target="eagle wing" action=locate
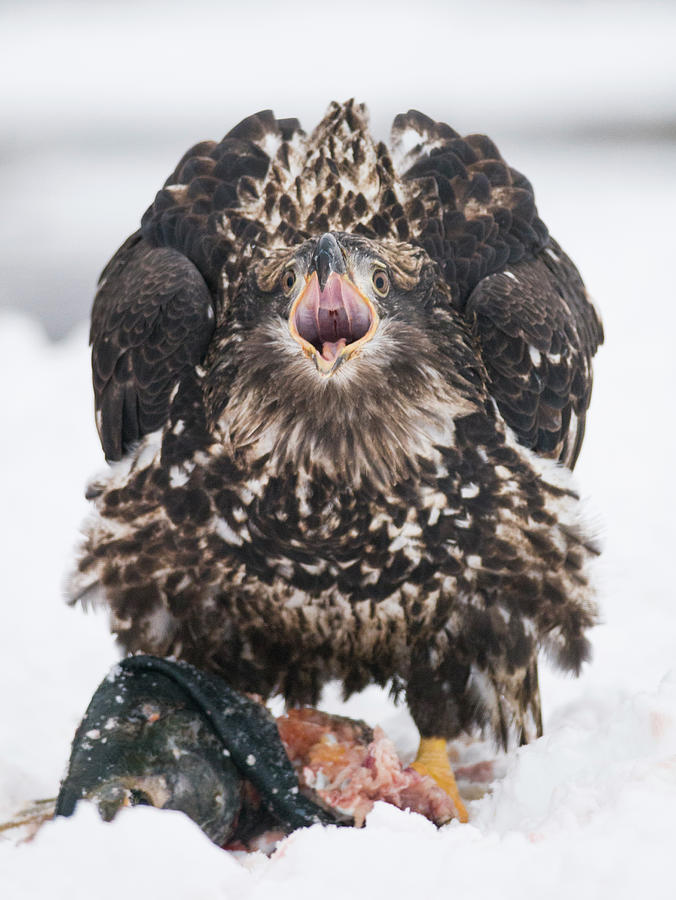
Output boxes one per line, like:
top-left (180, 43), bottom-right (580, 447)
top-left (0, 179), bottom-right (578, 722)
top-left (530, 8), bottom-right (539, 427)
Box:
top-left (465, 244), bottom-right (603, 467)
top-left (91, 112), bottom-right (306, 462)
top-left (140, 112), bottom-right (307, 299)
top-left (91, 103), bottom-right (409, 462)
top-left (90, 232), bottom-right (215, 461)
top-left (392, 110), bottom-right (603, 467)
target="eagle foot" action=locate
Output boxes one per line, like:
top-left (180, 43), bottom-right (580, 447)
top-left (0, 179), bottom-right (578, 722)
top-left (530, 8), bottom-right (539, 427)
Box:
top-left (411, 738), bottom-right (469, 823)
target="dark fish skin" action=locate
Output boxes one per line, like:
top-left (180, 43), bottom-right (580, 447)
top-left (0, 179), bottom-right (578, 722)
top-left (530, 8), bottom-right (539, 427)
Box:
top-left (56, 656), bottom-right (340, 844)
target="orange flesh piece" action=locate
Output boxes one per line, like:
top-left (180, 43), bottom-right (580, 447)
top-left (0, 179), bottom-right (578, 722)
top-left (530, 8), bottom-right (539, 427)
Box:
top-left (308, 739), bottom-right (352, 770)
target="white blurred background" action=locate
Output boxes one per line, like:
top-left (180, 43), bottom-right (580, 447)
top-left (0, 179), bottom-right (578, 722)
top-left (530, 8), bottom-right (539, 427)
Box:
top-left (1, 0), bottom-right (674, 336)
top-left (2, 6), bottom-right (676, 885)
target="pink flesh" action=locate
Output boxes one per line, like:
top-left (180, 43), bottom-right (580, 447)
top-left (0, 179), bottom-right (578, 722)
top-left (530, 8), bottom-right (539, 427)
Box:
top-left (229, 709), bottom-right (467, 854)
top-left (293, 273), bottom-right (372, 361)
top-left (277, 709), bottom-right (458, 828)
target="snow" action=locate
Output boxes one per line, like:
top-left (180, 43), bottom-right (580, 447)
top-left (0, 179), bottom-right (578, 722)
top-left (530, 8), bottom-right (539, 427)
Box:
top-left (2, 1), bottom-right (676, 895)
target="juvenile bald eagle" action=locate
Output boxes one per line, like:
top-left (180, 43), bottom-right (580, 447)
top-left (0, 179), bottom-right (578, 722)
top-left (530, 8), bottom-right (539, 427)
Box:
top-left (71, 101), bottom-right (603, 820)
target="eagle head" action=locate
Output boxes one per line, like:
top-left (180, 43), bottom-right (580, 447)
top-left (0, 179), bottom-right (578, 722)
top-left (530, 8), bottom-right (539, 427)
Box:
top-left (235, 231), bottom-right (442, 375)
top-left (206, 231), bottom-right (471, 483)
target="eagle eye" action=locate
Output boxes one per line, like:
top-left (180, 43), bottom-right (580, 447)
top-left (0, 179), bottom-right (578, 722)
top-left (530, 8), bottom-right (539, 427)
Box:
top-left (372, 269), bottom-right (390, 297)
top-left (282, 268), bottom-right (297, 295)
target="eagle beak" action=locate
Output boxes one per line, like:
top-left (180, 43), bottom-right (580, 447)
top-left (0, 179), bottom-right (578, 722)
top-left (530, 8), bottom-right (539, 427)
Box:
top-left (289, 233), bottom-right (379, 375)
top-left (289, 271), bottom-right (379, 375)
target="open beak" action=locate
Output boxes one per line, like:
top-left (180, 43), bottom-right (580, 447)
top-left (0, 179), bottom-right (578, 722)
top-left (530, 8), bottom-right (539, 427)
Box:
top-left (288, 236), bottom-right (379, 375)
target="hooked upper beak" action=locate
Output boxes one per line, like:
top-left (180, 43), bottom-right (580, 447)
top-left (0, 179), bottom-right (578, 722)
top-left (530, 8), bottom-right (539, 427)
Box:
top-left (288, 234), bottom-right (379, 375)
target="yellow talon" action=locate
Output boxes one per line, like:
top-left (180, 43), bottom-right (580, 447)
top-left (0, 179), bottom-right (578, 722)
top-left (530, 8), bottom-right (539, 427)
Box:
top-left (411, 737), bottom-right (469, 823)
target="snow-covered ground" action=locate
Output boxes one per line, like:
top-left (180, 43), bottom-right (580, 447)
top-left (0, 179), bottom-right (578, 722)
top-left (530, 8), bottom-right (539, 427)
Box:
top-left (2, 1), bottom-right (676, 896)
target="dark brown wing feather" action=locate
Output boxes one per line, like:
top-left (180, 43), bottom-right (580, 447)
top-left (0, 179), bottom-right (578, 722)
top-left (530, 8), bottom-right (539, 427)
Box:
top-left (393, 109), bottom-right (550, 308)
top-left (91, 232), bottom-right (215, 461)
top-left (140, 111), bottom-right (305, 300)
top-left (465, 242), bottom-right (603, 467)
top-left (393, 110), bottom-right (603, 467)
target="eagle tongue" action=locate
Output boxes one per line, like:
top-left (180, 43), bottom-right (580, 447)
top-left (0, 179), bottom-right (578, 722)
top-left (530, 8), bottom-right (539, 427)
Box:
top-left (321, 338), bottom-right (347, 362)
